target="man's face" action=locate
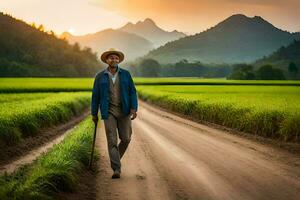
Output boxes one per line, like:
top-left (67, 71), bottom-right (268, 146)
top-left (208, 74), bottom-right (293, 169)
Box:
top-left (106, 54), bottom-right (120, 67)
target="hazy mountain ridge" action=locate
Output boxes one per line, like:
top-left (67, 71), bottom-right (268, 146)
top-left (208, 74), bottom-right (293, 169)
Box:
top-left (61, 18), bottom-right (186, 62)
top-left (61, 28), bottom-right (154, 61)
top-left (143, 14), bottom-right (299, 64)
top-left (118, 18), bottom-right (186, 48)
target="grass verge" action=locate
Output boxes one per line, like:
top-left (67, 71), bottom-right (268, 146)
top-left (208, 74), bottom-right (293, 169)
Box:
top-left (0, 117), bottom-right (98, 200)
top-left (137, 86), bottom-right (300, 142)
top-left (0, 92), bottom-right (91, 145)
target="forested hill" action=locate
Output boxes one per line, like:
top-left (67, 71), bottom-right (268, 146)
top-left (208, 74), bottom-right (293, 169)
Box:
top-left (0, 12), bottom-right (104, 77)
top-left (254, 39), bottom-right (300, 72)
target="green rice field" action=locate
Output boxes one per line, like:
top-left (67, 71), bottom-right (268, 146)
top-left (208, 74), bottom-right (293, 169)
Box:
top-left (1, 77), bottom-right (299, 143)
top-left (0, 77), bottom-right (299, 199)
top-left (0, 79), bottom-right (95, 199)
top-left (1, 78), bottom-right (299, 93)
top-left (0, 117), bottom-right (96, 200)
top-left (137, 85), bottom-right (300, 142)
top-left (0, 92), bottom-right (91, 145)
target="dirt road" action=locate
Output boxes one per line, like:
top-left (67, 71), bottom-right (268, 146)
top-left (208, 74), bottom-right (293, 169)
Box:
top-left (95, 100), bottom-right (300, 200)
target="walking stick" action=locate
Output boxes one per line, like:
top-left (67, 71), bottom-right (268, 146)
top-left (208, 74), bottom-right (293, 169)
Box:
top-left (89, 121), bottom-right (98, 170)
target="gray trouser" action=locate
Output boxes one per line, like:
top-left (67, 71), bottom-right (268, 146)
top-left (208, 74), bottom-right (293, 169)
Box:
top-left (103, 112), bottom-right (132, 171)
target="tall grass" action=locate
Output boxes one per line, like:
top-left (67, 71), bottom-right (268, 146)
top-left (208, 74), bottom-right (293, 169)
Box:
top-left (133, 78), bottom-right (300, 86)
top-left (0, 117), bottom-right (97, 200)
top-left (0, 92), bottom-right (91, 145)
top-left (137, 85), bottom-right (300, 142)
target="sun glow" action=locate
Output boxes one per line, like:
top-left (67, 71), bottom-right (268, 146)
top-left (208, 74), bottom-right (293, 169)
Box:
top-left (68, 27), bottom-right (75, 34)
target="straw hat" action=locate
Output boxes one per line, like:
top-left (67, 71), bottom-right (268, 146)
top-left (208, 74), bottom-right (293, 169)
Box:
top-left (100, 48), bottom-right (124, 64)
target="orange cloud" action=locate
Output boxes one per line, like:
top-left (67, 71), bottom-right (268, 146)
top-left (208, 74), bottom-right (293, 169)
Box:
top-left (91, 0), bottom-right (300, 34)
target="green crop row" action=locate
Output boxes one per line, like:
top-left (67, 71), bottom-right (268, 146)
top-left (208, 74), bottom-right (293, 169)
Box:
top-left (0, 78), bottom-right (93, 93)
top-left (0, 93), bottom-right (57, 103)
top-left (0, 117), bottom-right (97, 200)
top-left (0, 92), bottom-right (91, 145)
top-left (1, 78), bottom-right (300, 93)
top-left (134, 78), bottom-right (300, 86)
top-left (137, 85), bottom-right (300, 142)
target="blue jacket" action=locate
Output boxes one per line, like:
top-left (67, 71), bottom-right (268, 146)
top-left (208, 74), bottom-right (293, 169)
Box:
top-left (91, 67), bottom-right (138, 119)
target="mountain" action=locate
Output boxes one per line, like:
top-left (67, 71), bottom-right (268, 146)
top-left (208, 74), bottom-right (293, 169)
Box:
top-left (118, 18), bottom-right (186, 48)
top-left (0, 12), bottom-right (102, 77)
top-left (142, 14), bottom-right (298, 64)
top-left (61, 18), bottom-right (186, 62)
top-left (61, 28), bottom-right (154, 62)
top-left (254, 39), bottom-right (300, 78)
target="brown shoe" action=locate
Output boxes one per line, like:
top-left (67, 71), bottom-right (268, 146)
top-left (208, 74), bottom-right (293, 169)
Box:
top-left (112, 169), bottom-right (121, 179)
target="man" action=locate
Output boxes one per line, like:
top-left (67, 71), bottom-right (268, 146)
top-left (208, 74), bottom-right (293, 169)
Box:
top-left (91, 48), bottom-right (138, 179)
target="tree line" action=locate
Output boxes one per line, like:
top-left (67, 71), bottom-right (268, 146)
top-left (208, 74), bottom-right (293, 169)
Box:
top-left (127, 58), bottom-right (232, 78)
top-left (0, 12), bottom-right (104, 77)
top-left (126, 58), bottom-right (299, 80)
top-left (227, 63), bottom-right (298, 80)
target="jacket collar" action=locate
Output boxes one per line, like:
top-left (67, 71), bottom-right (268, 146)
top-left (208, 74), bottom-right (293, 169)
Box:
top-left (104, 65), bottom-right (122, 74)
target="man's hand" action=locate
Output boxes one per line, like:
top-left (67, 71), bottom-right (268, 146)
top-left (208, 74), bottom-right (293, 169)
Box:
top-left (92, 115), bottom-right (98, 124)
top-left (130, 109), bottom-right (137, 120)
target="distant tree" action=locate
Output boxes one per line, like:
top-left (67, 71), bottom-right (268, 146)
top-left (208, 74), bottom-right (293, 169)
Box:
top-left (179, 59), bottom-right (188, 64)
top-left (171, 59), bottom-right (206, 77)
top-left (138, 58), bottom-right (161, 77)
top-left (82, 47), bottom-right (93, 55)
top-left (255, 65), bottom-right (285, 80)
top-left (227, 64), bottom-right (255, 80)
top-left (49, 30), bottom-right (56, 36)
top-left (288, 62), bottom-right (298, 74)
top-left (72, 42), bottom-right (81, 52)
top-left (38, 24), bottom-right (44, 32)
top-left (31, 22), bottom-right (36, 29)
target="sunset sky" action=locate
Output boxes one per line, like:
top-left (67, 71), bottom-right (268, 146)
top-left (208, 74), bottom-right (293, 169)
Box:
top-left (0, 0), bottom-right (299, 36)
